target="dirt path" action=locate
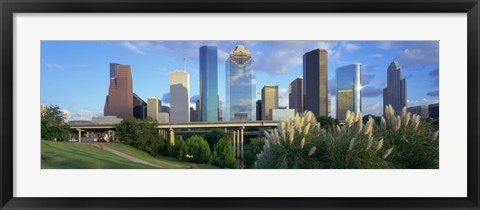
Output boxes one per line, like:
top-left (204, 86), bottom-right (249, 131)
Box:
top-left (90, 144), bottom-right (163, 168)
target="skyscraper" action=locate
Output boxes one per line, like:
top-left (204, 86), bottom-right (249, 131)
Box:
top-left (195, 100), bottom-right (201, 122)
top-left (133, 93), bottom-right (147, 119)
top-left (383, 61), bottom-right (407, 115)
top-left (261, 85), bottom-right (279, 120)
top-left (147, 97), bottom-right (161, 121)
top-left (199, 46), bottom-right (219, 122)
top-left (225, 45), bottom-right (256, 121)
top-left (256, 100), bottom-right (262, 121)
top-left (170, 71), bottom-right (190, 122)
top-left (104, 63), bottom-right (133, 119)
top-left (303, 49), bottom-right (328, 117)
top-left (218, 96), bottom-right (223, 121)
top-left (289, 77), bottom-right (304, 114)
top-left (336, 63), bottom-right (362, 121)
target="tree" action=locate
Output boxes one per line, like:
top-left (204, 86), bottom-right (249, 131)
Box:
top-left (211, 139), bottom-right (237, 168)
top-left (185, 136), bottom-right (211, 164)
top-left (116, 118), bottom-right (139, 145)
top-left (171, 138), bottom-right (188, 161)
top-left (41, 104), bottom-right (70, 141)
top-left (316, 116), bottom-right (339, 131)
top-left (204, 129), bottom-right (230, 151)
top-left (362, 114), bottom-right (382, 126)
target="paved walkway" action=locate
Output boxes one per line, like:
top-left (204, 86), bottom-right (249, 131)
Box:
top-left (90, 143), bottom-right (163, 168)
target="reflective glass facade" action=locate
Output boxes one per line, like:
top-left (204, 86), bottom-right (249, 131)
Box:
top-left (336, 63), bottom-right (362, 121)
top-left (225, 45), bottom-right (256, 121)
top-left (199, 46), bottom-right (219, 122)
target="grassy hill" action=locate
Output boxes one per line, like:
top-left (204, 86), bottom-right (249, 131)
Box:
top-left (106, 143), bottom-right (218, 169)
top-left (41, 140), bottom-right (156, 169)
top-left (41, 141), bottom-right (218, 169)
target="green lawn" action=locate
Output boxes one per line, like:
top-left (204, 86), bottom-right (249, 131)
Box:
top-left (105, 143), bottom-right (219, 169)
top-left (41, 140), bottom-right (156, 169)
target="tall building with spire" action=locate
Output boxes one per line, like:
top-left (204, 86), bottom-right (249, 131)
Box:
top-left (225, 45), bottom-right (256, 121)
top-left (383, 61), bottom-right (407, 115)
top-left (336, 63), bottom-right (362, 121)
top-left (104, 63), bottom-right (133, 119)
top-left (303, 49), bottom-right (328, 117)
top-left (199, 46), bottom-right (219, 122)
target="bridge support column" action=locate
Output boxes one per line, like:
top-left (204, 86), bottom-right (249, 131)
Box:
top-left (236, 130), bottom-right (240, 159)
top-left (233, 130), bottom-right (237, 158)
top-left (169, 128), bottom-right (175, 146)
top-left (241, 127), bottom-right (244, 169)
top-left (77, 129), bottom-right (82, 143)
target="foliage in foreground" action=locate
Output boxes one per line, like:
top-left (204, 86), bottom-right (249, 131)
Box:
top-left (185, 136), bottom-right (211, 164)
top-left (116, 118), bottom-right (168, 156)
top-left (211, 139), bottom-right (237, 168)
top-left (255, 105), bottom-right (439, 169)
top-left (41, 104), bottom-right (70, 141)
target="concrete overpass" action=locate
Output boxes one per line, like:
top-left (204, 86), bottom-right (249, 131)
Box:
top-left (69, 121), bottom-right (280, 143)
top-left (68, 120), bottom-right (280, 168)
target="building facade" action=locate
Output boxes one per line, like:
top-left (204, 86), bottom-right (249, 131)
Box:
top-left (218, 97), bottom-right (223, 121)
top-left (336, 63), bottom-right (362, 122)
top-left (303, 49), bottom-right (328, 117)
top-left (199, 46), bottom-right (219, 122)
top-left (289, 77), bottom-right (304, 115)
top-left (133, 93), bottom-right (147, 119)
top-left (383, 61), bottom-right (407, 115)
top-left (225, 45), bottom-right (256, 121)
top-left (147, 97), bottom-right (161, 121)
top-left (104, 63), bottom-right (133, 119)
top-left (256, 100), bottom-right (262, 121)
top-left (407, 106), bottom-right (429, 119)
top-left (261, 85), bottom-right (279, 120)
top-left (272, 108), bottom-right (295, 121)
top-left (428, 103), bottom-right (439, 119)
top-left (170, 71), bottom-right (190, 122)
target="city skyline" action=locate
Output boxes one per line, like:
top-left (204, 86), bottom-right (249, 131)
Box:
top-left (41, 41), bottom-right (439, 121)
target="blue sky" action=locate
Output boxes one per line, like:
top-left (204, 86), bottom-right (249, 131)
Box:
top-left (41, 41), bottom-right (439, 121)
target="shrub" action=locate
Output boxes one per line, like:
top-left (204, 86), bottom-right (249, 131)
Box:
top-left (211, 139), bottom-right (237, 168)
top-left (171, 138), bottom-right (188, 161)
top-left (185, 136), bottom-right (211, 164)
top-left (255, 106), bottom-right (439, 169)
top-left (204, 129), bottom-right (230, 151)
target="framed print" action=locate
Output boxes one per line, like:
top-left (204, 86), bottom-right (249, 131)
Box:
top-left (1, 0), bottom-right (479, 209)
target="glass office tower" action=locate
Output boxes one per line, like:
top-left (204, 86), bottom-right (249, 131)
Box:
top-left (336, 63), bottom-right (362, 122)
top-left (383, 61), bottom-right (407, 115)
top-left (225, 45), bottom-right (256, 121)
top-left (199, 46), bottom-right (219, 122)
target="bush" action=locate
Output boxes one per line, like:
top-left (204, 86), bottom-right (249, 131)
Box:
top-left (211, 139), bottom-right (237, 168)
top-left (41, 104), bottom-right (70, 141)
top-left (185, 136), bottom-right (211, 164)
top-left (255, 106), bottom-right (439, 169)
top-left (204, 129), bottom-right (230, 151)
top-left (171, 138), bottom-right (188, 161)
top-left (117, 118), bottom-right (170, 157)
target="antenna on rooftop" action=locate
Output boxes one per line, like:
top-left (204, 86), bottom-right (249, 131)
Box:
top-left (183, 51), bottom-right (187, 72)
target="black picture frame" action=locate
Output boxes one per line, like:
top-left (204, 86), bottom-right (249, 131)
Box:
top-left (1, 0), bottom-right (479, 209)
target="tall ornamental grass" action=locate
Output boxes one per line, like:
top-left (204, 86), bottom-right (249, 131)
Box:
top-left (254, 105), bottom-right (439, 169)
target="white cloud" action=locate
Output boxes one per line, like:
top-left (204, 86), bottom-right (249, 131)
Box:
top-left (372, 53), bottom-right (383, 58)
top-left (342, 42), bottom-right (360, 52)
top-left (378, 41), bottom-right (393, 50)
top-left (121, 41), bottom-right (147, 55)
top-left (42, 60), bottom-right (63, 69)
top-left (278, 87), bottom-right (289, 108)
top-left (65, 109), bottom-right (102, 121)
top-left (407, 98), bottom-right (439, 107)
